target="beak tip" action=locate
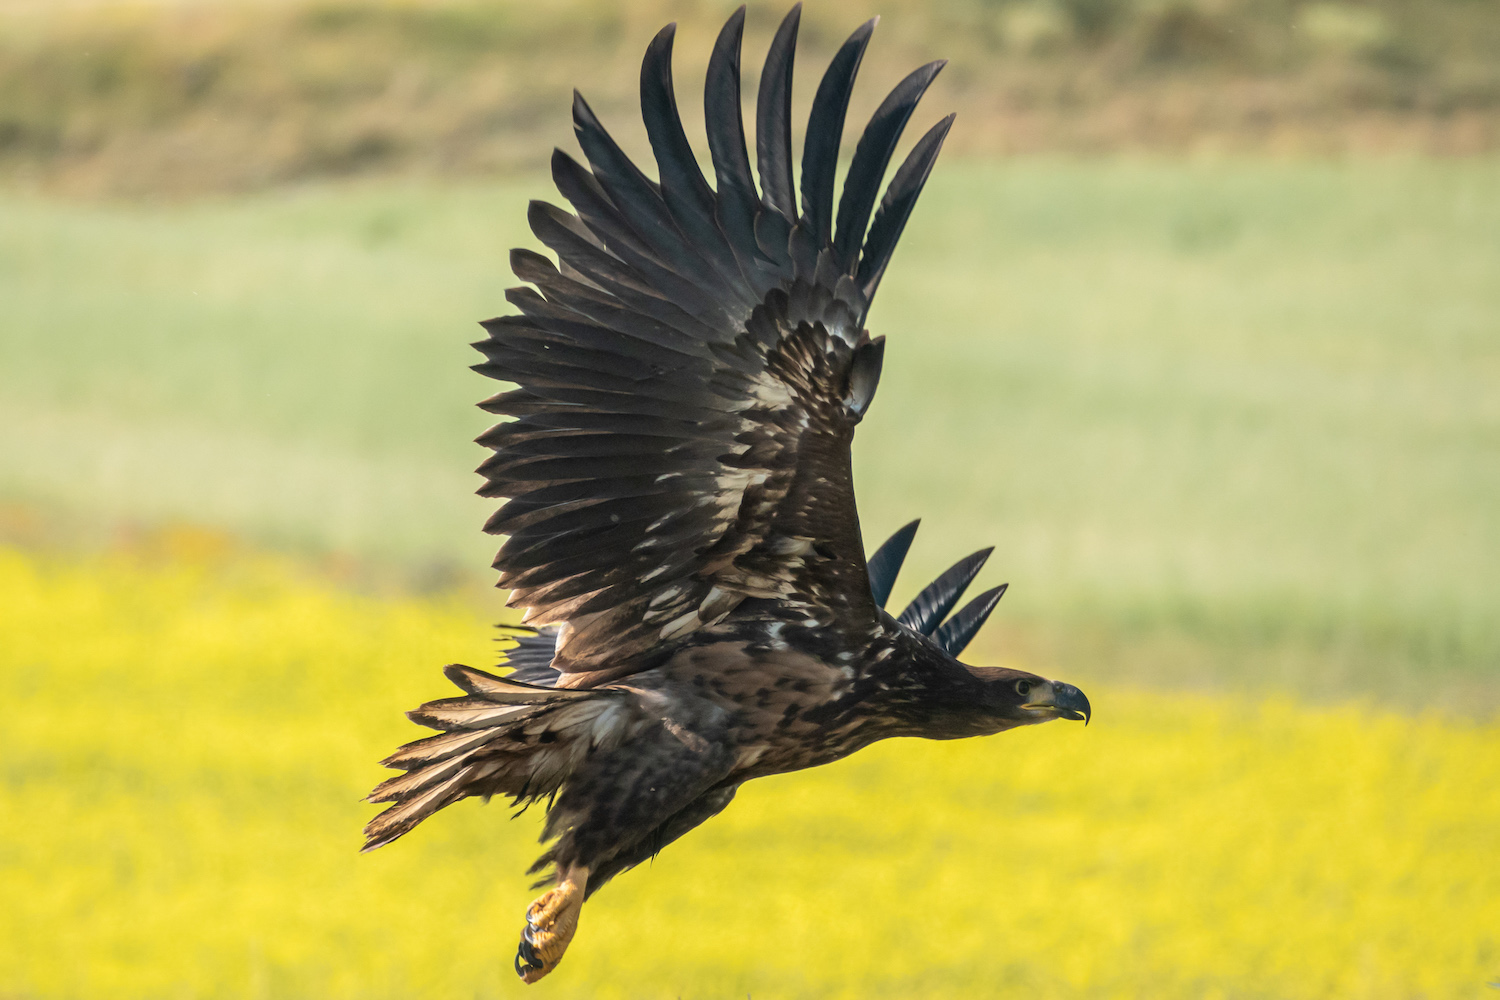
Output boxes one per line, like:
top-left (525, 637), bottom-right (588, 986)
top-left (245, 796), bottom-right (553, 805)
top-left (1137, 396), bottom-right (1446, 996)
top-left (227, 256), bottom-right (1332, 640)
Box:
top-left (1055, 682), bottom-right (1091, 727)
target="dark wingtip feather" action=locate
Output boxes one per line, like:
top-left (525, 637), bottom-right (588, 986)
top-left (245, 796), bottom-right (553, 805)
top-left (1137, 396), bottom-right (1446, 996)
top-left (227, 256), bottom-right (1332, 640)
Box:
top-left (756, 4), bottom-right (801, 218)
top-left (857, 112), bottom-right (955, 305)
top-left (705, 9), bottom-right (752, 189)
top-left (833, 59), bottom-right (947, 275)
top-left (641, 21), bottom-right (715, 212)
top-left (896, 547), bottom-right (993, 636)
top-left (705, 5), bottom-right (760, 262)
top-left (800, 16), bottom-right (876, 244)
top-left (867, 518), bottom-right (920, 608)
top-left (933, 583), bottom-right (1008, 657)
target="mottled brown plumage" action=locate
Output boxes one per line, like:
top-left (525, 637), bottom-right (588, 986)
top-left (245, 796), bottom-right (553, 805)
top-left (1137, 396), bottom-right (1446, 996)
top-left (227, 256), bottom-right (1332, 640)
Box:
top-left (364, 4), bottom-right (1090, 983)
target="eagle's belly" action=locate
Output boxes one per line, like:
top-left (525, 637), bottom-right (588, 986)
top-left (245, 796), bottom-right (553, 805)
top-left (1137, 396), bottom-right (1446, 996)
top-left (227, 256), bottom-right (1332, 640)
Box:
top-left (639, 639), bottom-right (877, 782)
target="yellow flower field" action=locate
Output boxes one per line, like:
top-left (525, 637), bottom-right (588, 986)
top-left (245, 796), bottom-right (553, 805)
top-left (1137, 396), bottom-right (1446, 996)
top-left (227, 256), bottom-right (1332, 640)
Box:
top-left (1, 540), bottom-right (1496, 999)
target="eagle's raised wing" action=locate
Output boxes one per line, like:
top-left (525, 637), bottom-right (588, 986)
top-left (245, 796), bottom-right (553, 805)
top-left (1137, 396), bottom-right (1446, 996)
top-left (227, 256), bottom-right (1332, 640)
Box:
top-left (476, 6), bottom-right (953, 685)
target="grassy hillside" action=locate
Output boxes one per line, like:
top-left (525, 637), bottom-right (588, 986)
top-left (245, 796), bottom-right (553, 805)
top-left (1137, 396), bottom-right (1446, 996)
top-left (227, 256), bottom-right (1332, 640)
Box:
top-left (3, 546), bottom-right (1496, 999)
top-left (2, 0), bottom-right (1499, 195)
top-left (2, 158), bottom-right (1497, 705)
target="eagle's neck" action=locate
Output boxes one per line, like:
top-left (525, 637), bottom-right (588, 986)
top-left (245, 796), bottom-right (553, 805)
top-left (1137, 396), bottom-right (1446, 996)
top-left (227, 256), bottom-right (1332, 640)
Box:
top-left (855, 626), bottom-right (1023, 741)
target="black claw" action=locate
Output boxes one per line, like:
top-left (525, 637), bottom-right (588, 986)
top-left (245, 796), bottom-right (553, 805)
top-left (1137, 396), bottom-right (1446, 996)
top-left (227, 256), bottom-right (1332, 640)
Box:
top-left (516, 936), bottom-right (544, 977)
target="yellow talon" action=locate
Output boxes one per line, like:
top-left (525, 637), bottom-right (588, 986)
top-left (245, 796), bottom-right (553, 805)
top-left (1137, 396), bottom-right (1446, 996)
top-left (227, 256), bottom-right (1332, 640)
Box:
top-left (515, 866), bottom-right (589, 984)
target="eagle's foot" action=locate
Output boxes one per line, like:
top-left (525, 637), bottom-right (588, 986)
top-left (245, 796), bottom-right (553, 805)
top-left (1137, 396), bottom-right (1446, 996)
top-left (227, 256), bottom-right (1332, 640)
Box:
top-left (515, 865), bottom-right (588, 984)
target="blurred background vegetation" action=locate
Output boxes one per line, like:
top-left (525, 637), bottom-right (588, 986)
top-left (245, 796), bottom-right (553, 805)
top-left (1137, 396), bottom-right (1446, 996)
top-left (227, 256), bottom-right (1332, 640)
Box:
top-left (2, 0), bottom-right (1499, 195)
top-left (1, 0), bottom-right (1497, 707)
top-left (3, 3), bottom-right (1499, 997)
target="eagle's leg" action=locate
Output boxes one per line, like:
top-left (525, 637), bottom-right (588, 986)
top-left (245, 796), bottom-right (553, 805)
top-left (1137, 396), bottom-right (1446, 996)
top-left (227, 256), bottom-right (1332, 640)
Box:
top-left (582, 784), bottom-right (739, 898)
top-left (516, 863), bottom-right (589, 984)
top-left (514, 713), bottom-right (736, 983)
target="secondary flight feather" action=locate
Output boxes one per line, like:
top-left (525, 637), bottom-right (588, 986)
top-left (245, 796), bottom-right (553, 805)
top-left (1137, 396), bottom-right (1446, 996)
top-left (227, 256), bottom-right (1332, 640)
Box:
top-left (365, 5), bottom-right (1091, 983)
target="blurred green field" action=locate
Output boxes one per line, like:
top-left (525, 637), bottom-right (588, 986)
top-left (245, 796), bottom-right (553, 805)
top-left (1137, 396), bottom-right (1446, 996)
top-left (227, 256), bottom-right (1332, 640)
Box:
top-left (3, 158), bottom-right (1498, 705)
top-left (2, 544), bottom-right (1497, 999)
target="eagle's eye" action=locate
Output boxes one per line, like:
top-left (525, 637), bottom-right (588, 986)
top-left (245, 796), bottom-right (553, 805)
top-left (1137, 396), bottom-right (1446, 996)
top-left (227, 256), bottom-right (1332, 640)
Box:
top-left (1014, 679), bottom-right (1033, 698)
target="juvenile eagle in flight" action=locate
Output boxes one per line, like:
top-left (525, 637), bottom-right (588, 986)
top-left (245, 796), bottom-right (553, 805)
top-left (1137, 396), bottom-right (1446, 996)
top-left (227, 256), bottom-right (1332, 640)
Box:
top-left (365, 4), bottom-right (1091, 983)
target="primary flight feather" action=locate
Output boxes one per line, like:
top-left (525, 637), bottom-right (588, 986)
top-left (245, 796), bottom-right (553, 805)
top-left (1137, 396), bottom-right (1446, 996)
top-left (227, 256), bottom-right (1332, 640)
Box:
top-left (364, 5), bottom-right (1091, 983)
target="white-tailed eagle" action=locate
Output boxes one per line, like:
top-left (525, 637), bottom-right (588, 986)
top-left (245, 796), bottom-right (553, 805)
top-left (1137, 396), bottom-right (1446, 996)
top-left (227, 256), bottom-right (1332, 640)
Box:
top-left (365, 5), bottom-right (1091, 982)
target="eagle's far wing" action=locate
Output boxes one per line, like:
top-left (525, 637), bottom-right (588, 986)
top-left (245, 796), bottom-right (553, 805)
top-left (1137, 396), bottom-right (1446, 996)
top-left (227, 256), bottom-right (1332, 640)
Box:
top-left (475, 8), bottom-right (953, 685)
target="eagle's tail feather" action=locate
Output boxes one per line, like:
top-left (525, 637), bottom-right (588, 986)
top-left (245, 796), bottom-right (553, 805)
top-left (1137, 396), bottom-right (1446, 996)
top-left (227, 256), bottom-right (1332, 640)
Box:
top-left (362, 665), bottom-right (624, 852)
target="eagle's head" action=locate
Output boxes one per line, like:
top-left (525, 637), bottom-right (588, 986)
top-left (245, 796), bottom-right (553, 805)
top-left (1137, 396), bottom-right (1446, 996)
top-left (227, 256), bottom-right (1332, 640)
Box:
top-left (869, 524), bottom-right (1092, 736)
top-left (912, 659), bottom-right (1092, 739)
top-left (971, 666), bottom-right (1092, 727)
